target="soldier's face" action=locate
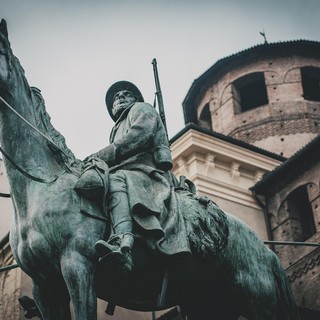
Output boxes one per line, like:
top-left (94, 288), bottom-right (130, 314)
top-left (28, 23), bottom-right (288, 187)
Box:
top-left (112, 90), bottom-right (136, 118)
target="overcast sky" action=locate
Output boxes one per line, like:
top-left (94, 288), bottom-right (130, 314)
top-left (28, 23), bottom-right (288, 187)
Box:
top-left (1, 0), bottom-right (320, 159)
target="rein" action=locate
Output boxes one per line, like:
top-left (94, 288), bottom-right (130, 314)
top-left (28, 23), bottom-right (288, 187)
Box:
top-left (0, 144), bottom-right (64, 184)
top-left (0, 95), bottom-right (71, 184)
top-left (0, 95), bottom-right (70, 159)
top-left (0, 96), bottom-right (107, 223)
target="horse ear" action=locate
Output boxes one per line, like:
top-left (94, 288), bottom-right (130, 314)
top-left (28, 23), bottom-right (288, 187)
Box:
top-left (0, 19), bottom-right (8, 39)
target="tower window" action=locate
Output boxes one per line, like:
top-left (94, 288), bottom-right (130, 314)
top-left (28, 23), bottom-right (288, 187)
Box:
top-left (198, 103), bottom-right (212, 130)
top-left (233, 72), bottom-right (268, 113)
top-left (301, 66), bottom-right (320, 101)
top-left (286, 185), bottom-right (316, 241)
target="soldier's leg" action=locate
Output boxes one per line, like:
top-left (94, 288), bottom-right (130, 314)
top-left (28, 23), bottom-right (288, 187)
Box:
top-left (95, 171), bottom-right (134, 272)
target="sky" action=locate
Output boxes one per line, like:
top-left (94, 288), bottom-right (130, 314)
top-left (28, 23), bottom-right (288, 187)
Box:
top-left (1, 0), bottom-right (320, 159)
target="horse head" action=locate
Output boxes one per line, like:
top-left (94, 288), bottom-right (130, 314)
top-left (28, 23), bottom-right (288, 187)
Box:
top-left (0, 19), bottom-right (26, 94)
top-left (0, 19), bottom-right (12, 88)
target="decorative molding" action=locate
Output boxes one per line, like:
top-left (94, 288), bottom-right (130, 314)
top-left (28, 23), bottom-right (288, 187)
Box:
top-left (230, 161), bottom-right (240, 182)
top-left (254, 170), bottom-right (265, 182)
top-left (175, 156), bottom-right (188, 177)
top-left (171, 129), bottom-right (282, 171)
top-left (287, 250), bottom-right (320, 282)
top-left (193, 174), bottom-right (261, 209)
top-left (205, 153), bottom-right (216, 176)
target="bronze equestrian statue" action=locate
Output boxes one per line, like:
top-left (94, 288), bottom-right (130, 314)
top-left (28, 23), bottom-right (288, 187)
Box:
top-left (0, 19), bottom-right (301, 320)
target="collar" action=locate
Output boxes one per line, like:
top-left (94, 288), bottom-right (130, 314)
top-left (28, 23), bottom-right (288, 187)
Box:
top-left (113, 102), bottom-right (135, 125)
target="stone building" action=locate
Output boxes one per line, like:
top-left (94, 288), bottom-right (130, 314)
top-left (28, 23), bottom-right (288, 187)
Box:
top-left (0, 158), bottom-right (20, 319)
top-left (0, 157), bottom-right (12, 239)
top-left (171, 123), bottom-right (284, 240)
top-left (252, 135), bottom-right (320, 317)
top-left (1, 39), bottom-right (320, 319)
top-left (168, 39), bottom-right (320, 319)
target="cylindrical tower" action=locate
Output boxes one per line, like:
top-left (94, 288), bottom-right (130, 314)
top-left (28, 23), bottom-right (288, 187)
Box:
top-left (183, 40), bottom-right (320, 157)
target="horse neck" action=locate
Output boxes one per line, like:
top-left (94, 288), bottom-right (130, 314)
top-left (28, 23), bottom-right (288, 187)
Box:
top-left (0, 76), bottom-right (64, 201)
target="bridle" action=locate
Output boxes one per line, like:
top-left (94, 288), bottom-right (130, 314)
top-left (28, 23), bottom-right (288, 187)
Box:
top-left (0, 95), bottom-right (108, 223)
top-left (0, 95), bottom-right (73, 184)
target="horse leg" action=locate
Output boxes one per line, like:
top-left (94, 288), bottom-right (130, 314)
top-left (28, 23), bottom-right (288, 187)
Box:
top-left (32, 279), bottom-right (71, 320)
top-left (61, 252), bottom-right (97, 320)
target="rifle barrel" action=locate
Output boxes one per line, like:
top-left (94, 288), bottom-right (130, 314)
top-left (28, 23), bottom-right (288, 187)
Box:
top-left (152, 58), bottom-right (168, 138)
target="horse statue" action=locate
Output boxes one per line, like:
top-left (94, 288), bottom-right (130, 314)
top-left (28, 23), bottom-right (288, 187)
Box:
top-left (0, 19), bottom-right (301, 320)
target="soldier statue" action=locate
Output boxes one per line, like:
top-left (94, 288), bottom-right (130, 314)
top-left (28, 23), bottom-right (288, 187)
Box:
top-left (89, 81), bottom-right (190, 273)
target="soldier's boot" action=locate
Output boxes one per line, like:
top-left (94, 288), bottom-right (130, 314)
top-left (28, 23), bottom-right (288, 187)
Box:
top-left (95, 192), bottom-right (134, 273)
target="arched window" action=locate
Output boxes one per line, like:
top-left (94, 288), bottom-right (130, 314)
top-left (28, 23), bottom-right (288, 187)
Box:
top-left (198, 103), bottom-right (212, 130)
top-left (286, 185), bottom-right (316, 241)
top-left (233, 72), bottom-right (268, 113)
top-left (301, 66), bottom-right (320, 101)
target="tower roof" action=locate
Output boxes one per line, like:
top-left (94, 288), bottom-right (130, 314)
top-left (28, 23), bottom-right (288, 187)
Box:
top-left (183, 40), bottom-right (320, 125)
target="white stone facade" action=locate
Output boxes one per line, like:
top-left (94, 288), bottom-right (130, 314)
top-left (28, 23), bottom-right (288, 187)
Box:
top-left (171, 128), bottom-right (282, 240)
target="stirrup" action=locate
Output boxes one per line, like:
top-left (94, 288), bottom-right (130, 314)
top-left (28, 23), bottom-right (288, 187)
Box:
top-left (96, 235), bottom-right (134, 274)
top-left (95, 233), bottom-right (134, 257)
top-left (95, 239), bottom-right (120, 258)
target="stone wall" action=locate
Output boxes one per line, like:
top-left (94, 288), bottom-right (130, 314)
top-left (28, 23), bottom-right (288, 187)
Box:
top-left (286, 249), bottom-right (320, 310)
top-left (0, 159), bottom-right (13, 240)
top-left (265, 160), bottom-right (320, 310)
top-left (0, 241), bottom-right (23, 320)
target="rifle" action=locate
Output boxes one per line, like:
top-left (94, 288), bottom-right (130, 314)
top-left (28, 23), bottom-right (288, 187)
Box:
top-left (152, 58), bottom-right (169, 140)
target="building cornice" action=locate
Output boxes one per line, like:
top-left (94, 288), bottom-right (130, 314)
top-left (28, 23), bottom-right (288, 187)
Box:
top-left (171, 126), bottom-right (283, 171)
top-left (193, 175), bottom-right (261, 209)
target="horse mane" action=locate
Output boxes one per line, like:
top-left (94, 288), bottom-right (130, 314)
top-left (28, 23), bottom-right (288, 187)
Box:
top-left (180, 191), bottom-right (229, 257)
top-left (30, 86), bottom-right (80, 169)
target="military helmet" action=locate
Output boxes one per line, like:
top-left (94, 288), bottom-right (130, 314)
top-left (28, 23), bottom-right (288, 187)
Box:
top-left (105, 81), bottom-right (144, 121)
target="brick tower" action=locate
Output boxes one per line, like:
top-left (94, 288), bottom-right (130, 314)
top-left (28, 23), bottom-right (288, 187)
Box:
top-left (183, 40), bottom-right (320, 157)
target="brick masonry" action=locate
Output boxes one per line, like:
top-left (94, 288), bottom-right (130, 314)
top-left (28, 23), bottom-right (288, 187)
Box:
top-left (195, 54), bottom-right (320, 157)
top-left (229, 114), bottom-right (320, 143)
